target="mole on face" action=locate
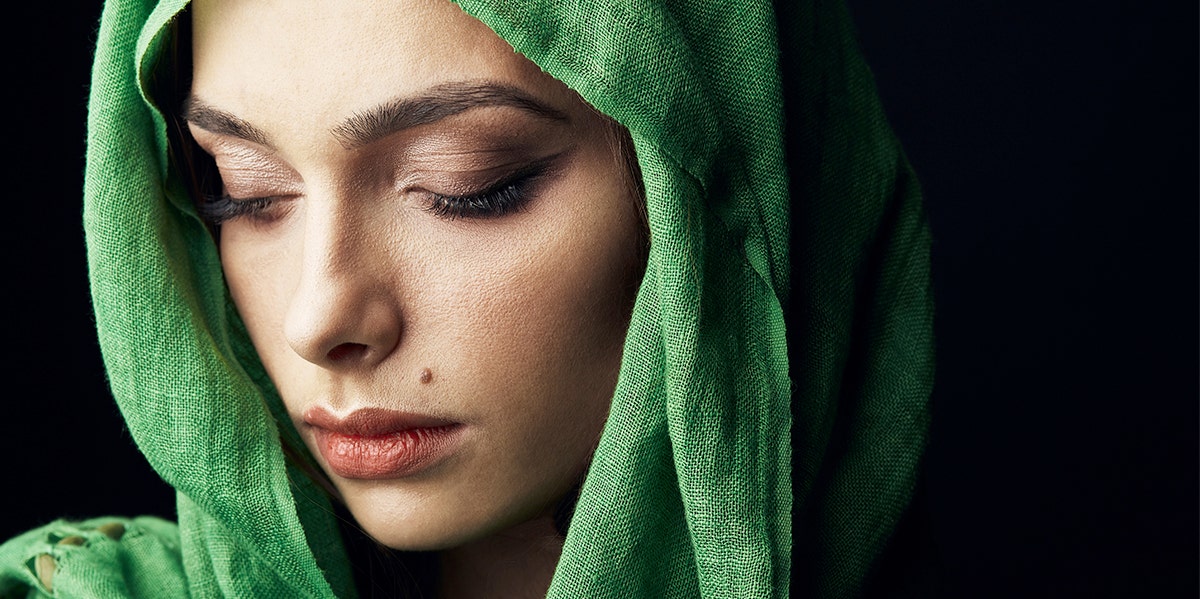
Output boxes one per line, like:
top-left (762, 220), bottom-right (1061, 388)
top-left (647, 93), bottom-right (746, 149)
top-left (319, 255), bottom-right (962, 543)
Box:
top-left (419, 368), bottom-right (433, 384)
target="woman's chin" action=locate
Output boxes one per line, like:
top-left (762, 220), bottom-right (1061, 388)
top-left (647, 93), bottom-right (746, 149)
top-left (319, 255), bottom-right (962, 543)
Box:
top-left (334, 481), bottom-right (547, 552)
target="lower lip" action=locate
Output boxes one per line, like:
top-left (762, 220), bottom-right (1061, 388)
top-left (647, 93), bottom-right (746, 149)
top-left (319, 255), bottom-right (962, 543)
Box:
top-left (312, 424), bottom-right (463, 480)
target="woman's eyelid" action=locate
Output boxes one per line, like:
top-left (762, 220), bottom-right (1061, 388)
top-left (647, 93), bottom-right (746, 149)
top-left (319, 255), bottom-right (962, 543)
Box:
top-left (209, 152), bottom-right (303, 199)
top-left (398, 167), bottom-right (519, 198)
top-left (399, 152), bottom-right (564, 196)
top-left (187, 126), bottom-right (301, 192)
top-left (392, 125), bottom-right (572, 181)
top-left (199, 128), bottom-right (568, 203)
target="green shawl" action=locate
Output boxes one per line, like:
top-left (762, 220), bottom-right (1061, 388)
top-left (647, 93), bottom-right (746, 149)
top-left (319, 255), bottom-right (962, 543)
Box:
top-left (0, 0), bottom-right (931, 597)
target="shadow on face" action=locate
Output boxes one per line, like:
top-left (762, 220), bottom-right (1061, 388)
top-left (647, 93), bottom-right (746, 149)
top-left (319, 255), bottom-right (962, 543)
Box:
top-left (175, 0), bottom-right (646, 552)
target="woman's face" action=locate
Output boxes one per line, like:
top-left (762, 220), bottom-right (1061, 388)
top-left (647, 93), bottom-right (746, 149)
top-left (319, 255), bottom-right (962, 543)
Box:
top-left (188, 0), bottom-right (642, 549)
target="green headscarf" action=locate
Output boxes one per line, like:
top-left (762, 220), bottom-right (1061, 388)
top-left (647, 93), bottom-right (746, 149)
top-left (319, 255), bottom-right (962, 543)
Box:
top-left (0, 0), bottom-right (931, 597)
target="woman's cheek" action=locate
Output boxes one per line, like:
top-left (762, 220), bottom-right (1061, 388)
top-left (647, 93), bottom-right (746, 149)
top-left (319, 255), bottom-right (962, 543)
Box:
top-left (424, 189), bottom-right (631, 412)
top-left (220, 229), bottom-right (298, 358)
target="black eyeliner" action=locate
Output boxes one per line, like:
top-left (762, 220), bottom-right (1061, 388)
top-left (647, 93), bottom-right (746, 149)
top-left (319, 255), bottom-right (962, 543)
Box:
top-left (198, 194), bottom-right (281, 225)
top-left (424, 154), bottom-right (561, 220)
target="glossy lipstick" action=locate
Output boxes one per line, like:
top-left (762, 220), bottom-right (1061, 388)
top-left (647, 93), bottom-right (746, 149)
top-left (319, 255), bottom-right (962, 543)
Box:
top-left (304, 407), bottom-right (462, 479)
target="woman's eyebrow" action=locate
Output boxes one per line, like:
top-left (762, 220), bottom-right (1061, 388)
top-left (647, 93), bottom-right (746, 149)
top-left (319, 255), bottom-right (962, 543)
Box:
top-left (331, 81), bottom-right (570, 149)
top-left (182, 81), bottom-right (569, 151)
top-left (182, 96), bottom-right (271, 147)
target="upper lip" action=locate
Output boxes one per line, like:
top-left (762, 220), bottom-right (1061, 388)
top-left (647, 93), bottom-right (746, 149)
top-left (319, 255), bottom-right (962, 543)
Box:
top-left (303, 406), bottom-right (457, 436)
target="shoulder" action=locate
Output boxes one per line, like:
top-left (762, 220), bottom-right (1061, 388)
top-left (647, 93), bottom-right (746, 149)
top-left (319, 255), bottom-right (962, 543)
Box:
top-left (0, 516), bottom-right (187, 598)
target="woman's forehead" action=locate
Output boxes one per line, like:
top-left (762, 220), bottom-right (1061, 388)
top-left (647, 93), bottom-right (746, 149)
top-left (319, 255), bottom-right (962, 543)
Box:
top-left (188, 0), bottom-right (580, 145)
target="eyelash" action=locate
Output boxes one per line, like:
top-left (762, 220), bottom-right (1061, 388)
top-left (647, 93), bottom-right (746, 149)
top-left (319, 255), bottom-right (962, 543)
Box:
top-left (198, 195), bottom-right (284, 226)
top-left (197, 167), bottom-right (544, 226)
top-left (425, 171), bottom-right (538, 220)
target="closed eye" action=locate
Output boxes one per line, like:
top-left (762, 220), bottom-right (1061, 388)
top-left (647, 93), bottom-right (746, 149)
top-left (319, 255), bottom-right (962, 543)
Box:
top-left (425, 178), bottom-right (533, 220)
top-left (421, 158), bottom-right (555, 220)
top-left (198, 194), bottom-right (288, 225)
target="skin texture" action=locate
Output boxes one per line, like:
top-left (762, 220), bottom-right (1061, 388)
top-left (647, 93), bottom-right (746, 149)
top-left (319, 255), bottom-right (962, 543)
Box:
top-left (188, 0), bottom-right (643, 596)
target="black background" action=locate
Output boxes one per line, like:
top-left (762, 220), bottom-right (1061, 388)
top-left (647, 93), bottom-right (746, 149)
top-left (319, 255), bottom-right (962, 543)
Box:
top-left (5, 2), bottom-right (1196, 597)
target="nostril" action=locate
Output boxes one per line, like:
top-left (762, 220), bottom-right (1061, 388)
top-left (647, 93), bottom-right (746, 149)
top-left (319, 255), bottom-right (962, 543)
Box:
top-left (326, 342), bottom-right (369, 363)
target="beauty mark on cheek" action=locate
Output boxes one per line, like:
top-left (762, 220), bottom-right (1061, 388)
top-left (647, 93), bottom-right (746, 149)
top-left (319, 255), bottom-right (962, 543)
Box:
top-left (420, 368), bottom-right (433, 384)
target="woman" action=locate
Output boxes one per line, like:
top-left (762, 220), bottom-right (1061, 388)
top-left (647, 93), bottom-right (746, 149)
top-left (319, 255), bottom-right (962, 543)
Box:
top-left (0, 0), bottom-right (932, 597)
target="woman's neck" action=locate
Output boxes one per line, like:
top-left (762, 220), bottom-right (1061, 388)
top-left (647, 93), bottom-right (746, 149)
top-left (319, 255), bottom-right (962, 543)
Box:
top-left (437, 515), bottom-right (564, 599)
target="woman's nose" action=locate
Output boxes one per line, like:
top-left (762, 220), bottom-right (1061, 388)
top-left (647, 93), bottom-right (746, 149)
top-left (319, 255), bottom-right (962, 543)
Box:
top-left (282, 205), bottom-right (402, 370)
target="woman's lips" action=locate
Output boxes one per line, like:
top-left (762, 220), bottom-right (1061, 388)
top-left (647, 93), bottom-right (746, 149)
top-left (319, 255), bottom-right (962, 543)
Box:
top-left (304, 406), bottom-right (463, 480)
